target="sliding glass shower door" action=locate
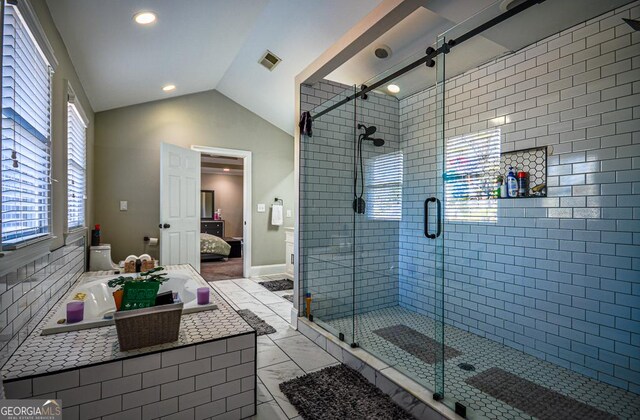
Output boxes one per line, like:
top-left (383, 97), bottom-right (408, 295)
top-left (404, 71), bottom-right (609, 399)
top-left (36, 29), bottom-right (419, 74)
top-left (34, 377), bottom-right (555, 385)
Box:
top-left (347, 39), bottom-right (449, 401)
top-left (300, 84), bottom-right (358, 345)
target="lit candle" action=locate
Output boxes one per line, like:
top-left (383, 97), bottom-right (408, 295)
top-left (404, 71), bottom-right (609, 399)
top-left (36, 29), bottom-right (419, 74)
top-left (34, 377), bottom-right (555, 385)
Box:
top-left (67, 301), bottom-right (84, 323)
top-left (197, 287), bottom-right (210, 305)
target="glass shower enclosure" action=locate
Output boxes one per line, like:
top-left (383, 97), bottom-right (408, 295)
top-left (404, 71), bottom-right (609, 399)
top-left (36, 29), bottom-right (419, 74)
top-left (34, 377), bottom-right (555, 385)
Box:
top-left (300, 1), bottom-right (640, 418)
top-left (300, 39), bottom-right (450, 405)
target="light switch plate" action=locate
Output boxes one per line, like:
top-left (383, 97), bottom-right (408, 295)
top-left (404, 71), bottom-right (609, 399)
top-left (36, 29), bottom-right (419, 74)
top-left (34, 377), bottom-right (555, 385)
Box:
top-left (286, 210), bottom-right (292, 218)
top-left (257, 203), bottom-right (266, 213)
top-left (120, 200), bottom-right (128, 211)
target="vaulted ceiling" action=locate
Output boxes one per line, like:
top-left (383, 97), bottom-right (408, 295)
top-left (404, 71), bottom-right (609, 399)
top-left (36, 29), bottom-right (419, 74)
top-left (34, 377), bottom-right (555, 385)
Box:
top-left (47, 0), bottom-right (632, 135)
top-left (47, 0), bottom-right (385, 134)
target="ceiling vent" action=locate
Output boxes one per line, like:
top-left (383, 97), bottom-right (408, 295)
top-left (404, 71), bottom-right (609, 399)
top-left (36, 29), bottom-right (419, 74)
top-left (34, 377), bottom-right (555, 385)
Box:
top-left (259, 50), bottom-right (282, 71)
top-left (500, 0), bottom-right (529, 11)
top-left (374, 45), bottom-right (392, 60)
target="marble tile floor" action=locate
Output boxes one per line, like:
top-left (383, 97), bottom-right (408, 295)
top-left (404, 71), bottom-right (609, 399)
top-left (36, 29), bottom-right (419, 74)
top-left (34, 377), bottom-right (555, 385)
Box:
top-left (209, 275), bottom-right (340, 420)
top-left (326, 306), bottom-right (640, 420)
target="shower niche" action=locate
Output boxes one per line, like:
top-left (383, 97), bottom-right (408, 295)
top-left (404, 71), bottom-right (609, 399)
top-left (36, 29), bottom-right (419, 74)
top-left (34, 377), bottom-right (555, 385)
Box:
top-left (500, 146), bottom-right (547, 198)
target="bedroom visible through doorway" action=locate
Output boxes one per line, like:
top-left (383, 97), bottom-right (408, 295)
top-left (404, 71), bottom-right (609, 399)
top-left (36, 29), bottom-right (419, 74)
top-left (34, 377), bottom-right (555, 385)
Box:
top-left (194, 146), bottom-right (252, 280)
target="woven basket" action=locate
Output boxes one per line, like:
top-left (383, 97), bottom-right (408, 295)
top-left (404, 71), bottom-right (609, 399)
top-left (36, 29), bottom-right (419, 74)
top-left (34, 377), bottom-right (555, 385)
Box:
top-left (123, 259), bottom-right (156, 273)
top-left (114, 302), bottom-right (183, 351)
top-left (141, 259), bottom-right (155, 272)
top-left (124, 260), bottom-right (136, 273)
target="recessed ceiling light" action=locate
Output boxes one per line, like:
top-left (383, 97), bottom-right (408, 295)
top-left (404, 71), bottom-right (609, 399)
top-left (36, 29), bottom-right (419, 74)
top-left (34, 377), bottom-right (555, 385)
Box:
top-left (162, 84), bottom-right (176, 92)
top-left (134, 11), bottom-right (156, 25)
top-left (387, 84), bottom-right (400, 94)
top-left (223, 168), bottom-right (230, 172)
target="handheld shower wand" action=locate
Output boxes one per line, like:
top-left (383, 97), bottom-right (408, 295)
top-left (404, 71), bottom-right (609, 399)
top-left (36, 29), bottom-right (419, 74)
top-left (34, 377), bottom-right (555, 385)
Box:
top-left (353, 124), bottom-right (385, 214)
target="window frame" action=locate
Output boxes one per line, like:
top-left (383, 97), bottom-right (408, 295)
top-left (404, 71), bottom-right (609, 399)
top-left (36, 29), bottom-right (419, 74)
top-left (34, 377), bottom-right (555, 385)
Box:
top-left (444, 128), bottom-right (501, 223)
top-left (364, 150), bottom-right (403, 221)
top-left (65, 84), bottom-right (88, 234)
top-left (0, 0), bottom-right (57, 264)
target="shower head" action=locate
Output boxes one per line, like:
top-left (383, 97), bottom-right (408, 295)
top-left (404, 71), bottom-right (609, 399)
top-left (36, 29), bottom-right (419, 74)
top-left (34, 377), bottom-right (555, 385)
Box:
top-left (360, 136), bottom-right (385, 147)
top-left (358, 124), bottom-right (383, 146)
top-left (357, 124), bottom-right (377, 137)
top-left (353, 125), bottom-right (385, 215)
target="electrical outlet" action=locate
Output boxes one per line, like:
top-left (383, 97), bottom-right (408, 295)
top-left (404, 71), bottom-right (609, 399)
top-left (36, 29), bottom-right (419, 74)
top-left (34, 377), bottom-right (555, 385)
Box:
top-left (120, 201), bottom-right (128, 211)
top-left (257, 203), bottom-right (266, 213)
top-left (286, 209), bottom-right (292, 218)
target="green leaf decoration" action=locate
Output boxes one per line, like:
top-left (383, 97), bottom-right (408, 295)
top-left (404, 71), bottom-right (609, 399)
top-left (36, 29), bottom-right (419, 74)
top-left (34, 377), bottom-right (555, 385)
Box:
top-left (107, 266), bottom-right (169, 292)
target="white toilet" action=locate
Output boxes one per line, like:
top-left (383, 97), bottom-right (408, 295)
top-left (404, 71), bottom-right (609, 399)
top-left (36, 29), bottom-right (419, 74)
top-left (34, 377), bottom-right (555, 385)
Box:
top-left (89, 244), bottom-right (119, 271)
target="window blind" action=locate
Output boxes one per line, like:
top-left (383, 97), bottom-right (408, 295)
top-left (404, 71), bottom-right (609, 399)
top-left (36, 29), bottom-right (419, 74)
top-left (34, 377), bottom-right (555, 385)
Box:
top-left (1, 3), bottom-right (52, 247)
top-left (444, 128), bottom-right (500, 223)
top-left (365, 151), bottom-right (403, 221)
top-left (67, 101), bottom-right (86, 230)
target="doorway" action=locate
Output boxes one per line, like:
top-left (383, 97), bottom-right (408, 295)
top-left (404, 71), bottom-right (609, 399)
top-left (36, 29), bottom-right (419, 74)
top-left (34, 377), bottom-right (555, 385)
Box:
top-left (192, 146), bottom-right (252, 280)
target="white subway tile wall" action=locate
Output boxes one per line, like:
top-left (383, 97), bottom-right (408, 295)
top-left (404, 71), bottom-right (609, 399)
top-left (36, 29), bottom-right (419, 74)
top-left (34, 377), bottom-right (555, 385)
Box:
top-left (300, 1), bottom-right (639, 393)
top-left (4, 335), bottom-right (256, 420)
top-left (0, 239), bottom-right (85, 368)
top-left (398, 1), bottom-right (640, 393)
top-left (300, 82), bottom-right (401, 323)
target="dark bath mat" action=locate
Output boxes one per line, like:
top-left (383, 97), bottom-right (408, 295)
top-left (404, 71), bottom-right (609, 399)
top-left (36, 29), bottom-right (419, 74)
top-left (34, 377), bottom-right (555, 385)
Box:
top-left (259, 279), bottom-right (293, 292)
top-left (236, 309), bottom-right (276, 336)
top-left (279, 364), bottom-right (416, 420)
top-left (373, 324), bottom-right (461, 364)
top-left (466, 367), bottom-right (617, 420)
top-left (282, 294), bottom-right (293, 303)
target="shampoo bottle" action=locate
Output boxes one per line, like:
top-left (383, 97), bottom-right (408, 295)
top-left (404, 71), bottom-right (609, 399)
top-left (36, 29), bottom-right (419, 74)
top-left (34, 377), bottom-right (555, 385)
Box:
top-left (500, 182), bottom-right (507, 198)
top-left (506, 166), bottom-right (518, 198)
top-left (305, 293), bottom-right (312, 318)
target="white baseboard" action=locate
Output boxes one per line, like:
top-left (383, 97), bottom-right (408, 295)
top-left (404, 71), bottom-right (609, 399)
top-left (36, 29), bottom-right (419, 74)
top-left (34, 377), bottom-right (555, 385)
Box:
top-left (249, 263), bottom-right (286, 277)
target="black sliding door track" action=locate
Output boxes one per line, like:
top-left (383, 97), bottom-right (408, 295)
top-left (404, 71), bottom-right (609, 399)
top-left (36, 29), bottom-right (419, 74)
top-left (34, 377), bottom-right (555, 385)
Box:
top-left (310, 0), bottom-right (546, 122)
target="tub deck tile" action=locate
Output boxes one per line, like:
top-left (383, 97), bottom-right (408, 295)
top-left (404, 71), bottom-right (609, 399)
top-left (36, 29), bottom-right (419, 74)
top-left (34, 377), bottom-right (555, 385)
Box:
top-left (1, 265), bottom-right (254, 381)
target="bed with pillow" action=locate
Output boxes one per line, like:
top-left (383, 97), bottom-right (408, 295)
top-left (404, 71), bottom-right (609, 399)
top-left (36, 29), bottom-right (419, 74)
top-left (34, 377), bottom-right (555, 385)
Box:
top-left (200, 233), bottom-right (231, 261)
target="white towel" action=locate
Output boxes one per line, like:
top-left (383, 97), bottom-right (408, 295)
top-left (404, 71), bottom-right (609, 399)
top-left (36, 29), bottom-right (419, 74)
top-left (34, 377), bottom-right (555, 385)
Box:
top-left (271, 204), bottom-right (284, 226)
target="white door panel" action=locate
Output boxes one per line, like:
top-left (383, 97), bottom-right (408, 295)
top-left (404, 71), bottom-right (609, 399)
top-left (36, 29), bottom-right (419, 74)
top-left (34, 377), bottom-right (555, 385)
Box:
top-left (160, 143), bottom-right (200, 271)
top-left (185, 177), bottom-right (197, 218)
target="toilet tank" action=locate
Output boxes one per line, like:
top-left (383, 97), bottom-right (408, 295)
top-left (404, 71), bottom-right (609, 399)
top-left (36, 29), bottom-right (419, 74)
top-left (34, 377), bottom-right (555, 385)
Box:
top-left (89, 244), bottom-right (118, 271)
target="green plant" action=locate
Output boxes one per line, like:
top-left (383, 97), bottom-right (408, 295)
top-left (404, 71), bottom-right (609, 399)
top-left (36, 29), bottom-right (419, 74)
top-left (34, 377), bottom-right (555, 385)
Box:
top-left (108, 266), bottom-right (169, 290)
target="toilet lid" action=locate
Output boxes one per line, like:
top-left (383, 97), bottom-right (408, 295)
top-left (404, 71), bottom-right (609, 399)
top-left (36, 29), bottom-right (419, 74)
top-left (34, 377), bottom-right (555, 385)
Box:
top-left (90, 244), bottom-right (111, 250)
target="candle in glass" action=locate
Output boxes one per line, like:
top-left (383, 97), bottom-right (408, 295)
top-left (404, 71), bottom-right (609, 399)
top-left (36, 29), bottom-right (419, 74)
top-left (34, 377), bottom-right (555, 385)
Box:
top-left (197, 287), bottom-right (210, 305)
top-left (67, 301), bottom-right (84, 323)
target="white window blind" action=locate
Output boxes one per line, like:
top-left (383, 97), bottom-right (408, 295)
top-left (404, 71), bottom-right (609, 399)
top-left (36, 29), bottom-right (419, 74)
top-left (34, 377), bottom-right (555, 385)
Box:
top-left (444, 128), bottom-right (500, 223)
top-left (365, 151), bottom-right (403, 220)
top-left (67, 101), bottom-right (86, 230)
top-left (1, 3), bottom-right (53, 247)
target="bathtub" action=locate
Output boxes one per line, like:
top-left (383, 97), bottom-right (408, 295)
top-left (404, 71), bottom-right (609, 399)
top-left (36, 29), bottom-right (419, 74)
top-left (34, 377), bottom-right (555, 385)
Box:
top-left (41, 270), bottom-right (217, 335)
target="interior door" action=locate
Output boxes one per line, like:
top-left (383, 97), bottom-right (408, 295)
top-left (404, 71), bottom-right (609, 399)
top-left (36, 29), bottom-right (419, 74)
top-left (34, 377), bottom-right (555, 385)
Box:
top-left (160, 143), bottom-right (201, 271)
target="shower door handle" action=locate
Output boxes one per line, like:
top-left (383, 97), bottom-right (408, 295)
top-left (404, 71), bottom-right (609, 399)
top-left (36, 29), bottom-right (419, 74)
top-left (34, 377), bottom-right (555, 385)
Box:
top-left (424, 197), bottom-right (442, 239)
top-left (424, 197), bottom-right (436, 239)
top-left (435, 198), bottom-right (442, 238)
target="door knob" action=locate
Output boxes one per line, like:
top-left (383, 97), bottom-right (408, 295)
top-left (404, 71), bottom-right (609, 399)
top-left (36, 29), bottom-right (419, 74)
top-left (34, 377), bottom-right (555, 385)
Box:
top-left (163, 223), bottom-right (171, 229)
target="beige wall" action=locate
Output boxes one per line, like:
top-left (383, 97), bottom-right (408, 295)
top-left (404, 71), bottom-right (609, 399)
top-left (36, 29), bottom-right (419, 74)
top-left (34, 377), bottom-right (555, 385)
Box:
top-left (201, 173), bottom-right (243, 238)
top-left (94, 89), bottom-right (294, 266)
top-left (31, 0), bottom-right (95, 250)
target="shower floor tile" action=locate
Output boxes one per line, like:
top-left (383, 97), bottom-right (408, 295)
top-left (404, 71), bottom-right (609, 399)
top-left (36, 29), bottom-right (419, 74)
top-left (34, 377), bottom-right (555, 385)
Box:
top-left (326, 306), bottom-right (640, 420)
